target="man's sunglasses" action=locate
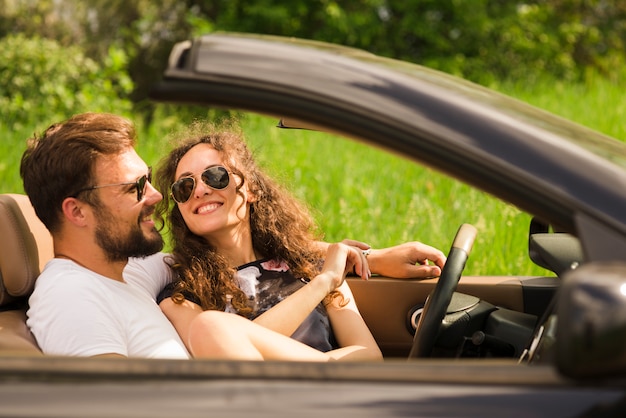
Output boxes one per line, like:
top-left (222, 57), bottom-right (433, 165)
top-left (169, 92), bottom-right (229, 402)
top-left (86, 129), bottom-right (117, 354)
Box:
top-left (72, 168), bottom-right (152, 202)
top-left (170, 165), bottom-right (230, 204)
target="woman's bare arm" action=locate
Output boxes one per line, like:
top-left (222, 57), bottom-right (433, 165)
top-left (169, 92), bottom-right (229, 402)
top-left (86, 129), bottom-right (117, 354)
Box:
top-left (325, 281), bottom-right (382, 360)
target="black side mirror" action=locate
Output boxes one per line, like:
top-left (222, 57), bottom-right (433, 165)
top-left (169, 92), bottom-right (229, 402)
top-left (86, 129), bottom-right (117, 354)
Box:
top-left (556, 262), bottom-right (626, 379)
top-left (528, 217), bottom-right (583, 276)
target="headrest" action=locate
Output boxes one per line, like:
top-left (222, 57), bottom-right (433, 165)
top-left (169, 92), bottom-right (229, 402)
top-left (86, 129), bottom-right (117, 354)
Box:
top-left (0, 194), bottom-right (53, 306)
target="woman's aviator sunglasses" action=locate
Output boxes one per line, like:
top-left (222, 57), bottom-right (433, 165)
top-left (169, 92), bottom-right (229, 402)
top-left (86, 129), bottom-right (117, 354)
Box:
top-left (171, 165), bottom-right (230, 204)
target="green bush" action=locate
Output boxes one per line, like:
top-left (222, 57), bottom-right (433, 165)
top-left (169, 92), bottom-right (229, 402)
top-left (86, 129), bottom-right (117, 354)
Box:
top-left (0, 34), bottom-right (133, 131)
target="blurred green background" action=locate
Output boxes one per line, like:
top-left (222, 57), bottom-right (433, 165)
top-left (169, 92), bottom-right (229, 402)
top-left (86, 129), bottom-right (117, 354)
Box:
top-left (2, 0), bottom-right (625, 275)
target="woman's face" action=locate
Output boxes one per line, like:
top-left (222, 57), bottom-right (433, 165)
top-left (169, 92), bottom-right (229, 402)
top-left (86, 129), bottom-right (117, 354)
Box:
top-left (173, 143), bottom-right (252, 241)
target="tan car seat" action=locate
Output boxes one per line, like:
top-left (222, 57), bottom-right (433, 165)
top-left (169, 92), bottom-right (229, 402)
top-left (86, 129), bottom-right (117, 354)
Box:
top-left (0, 194), bottom-right (53, 354)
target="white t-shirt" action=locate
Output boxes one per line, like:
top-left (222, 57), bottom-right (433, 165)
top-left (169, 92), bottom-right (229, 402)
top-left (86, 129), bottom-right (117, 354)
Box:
top-left (27, 252), bottom-right (190, 359)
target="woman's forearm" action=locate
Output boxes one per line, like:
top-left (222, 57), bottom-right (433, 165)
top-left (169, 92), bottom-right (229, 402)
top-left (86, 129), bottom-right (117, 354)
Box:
top-left (252, 272), bottom-right (333, 336)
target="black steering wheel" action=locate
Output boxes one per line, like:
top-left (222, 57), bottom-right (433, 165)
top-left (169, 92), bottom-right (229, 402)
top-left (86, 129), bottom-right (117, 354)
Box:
top-left (408, 223), bottom-right (477, 358)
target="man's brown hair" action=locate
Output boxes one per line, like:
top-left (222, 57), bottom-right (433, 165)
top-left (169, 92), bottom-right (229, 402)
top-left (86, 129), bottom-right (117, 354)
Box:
top-left (20, 112), bottom-right (136, 232)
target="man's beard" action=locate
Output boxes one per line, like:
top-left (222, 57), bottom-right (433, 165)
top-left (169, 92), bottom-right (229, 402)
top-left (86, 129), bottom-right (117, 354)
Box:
top-left (94, 206), bottom-right (164, 262)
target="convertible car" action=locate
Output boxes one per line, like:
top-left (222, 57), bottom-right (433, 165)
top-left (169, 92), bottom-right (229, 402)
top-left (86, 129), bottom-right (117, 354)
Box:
top-left (1, 33), bottom-right (626, 417)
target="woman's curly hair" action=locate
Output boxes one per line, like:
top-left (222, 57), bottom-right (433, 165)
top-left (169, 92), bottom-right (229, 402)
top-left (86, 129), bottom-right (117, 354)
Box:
top-left (154, 121), bottom-right (330, 316)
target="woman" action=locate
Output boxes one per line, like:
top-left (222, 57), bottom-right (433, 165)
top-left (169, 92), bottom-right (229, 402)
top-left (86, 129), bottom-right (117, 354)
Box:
top-left (155, 122), bottom-right (445, 361)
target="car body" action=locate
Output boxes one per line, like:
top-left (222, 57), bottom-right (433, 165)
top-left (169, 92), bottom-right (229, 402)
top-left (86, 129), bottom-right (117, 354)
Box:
top-left (1, 33), bottom-right (626, 417)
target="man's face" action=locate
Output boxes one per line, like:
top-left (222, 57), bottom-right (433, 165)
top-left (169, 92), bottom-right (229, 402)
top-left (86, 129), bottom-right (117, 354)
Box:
top-left (90, 149), bottom-right (164, 262)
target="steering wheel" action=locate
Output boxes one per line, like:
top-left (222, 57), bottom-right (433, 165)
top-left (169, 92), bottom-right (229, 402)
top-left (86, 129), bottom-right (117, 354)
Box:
top-left (408, 223), bottom-right (477, 358)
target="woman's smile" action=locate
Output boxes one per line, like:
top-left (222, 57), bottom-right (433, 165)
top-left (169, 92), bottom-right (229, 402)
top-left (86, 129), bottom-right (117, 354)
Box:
top-left (196, 201), bottom-right (223, 215)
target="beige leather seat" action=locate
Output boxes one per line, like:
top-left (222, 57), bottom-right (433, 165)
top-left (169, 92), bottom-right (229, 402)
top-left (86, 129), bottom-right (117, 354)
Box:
top-left (0, 194), bottom-right (53, 354)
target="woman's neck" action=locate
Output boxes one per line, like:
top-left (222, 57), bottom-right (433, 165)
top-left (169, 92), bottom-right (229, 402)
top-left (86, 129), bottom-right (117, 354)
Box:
top-left (205, 224), bottom-right (258, 267)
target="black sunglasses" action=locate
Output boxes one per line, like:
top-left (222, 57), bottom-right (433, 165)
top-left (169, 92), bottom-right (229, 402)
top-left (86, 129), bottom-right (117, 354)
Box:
top-left (171, 165), bottom-right (230, 204)
top-left (72, 168), bottom-right (152, 202)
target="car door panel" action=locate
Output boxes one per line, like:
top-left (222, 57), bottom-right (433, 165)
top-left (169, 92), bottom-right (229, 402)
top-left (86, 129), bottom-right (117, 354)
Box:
top-left (347, 276), bottom-right (557, 357)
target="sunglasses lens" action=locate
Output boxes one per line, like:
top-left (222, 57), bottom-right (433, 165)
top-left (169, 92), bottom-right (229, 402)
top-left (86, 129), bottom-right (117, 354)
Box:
top-left (202, 166), bottom-right (230, 190)
top-left (171, 166), bottom-right (230, 204)
top-left (171, 178), bottom-right (195, 204)
top-left (136, 168), bottom-right (152, 201)
top-left (136, 177), bottom-right (145, 201)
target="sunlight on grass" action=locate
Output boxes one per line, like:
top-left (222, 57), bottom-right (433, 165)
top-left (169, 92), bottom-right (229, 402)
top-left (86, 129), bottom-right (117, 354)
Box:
top-left (238, 114), bottom-right (547, 276)
top-left (2, 74), bottom-right (623, 277)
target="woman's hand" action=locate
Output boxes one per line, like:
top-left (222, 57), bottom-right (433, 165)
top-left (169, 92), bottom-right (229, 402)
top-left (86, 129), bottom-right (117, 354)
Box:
top-left (316, 242), bottom-right (366, 294)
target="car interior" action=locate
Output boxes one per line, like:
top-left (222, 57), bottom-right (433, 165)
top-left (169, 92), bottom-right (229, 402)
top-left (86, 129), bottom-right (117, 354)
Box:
top-left (0, 193), bottom-right (51, 355)
top-left (0, 190), bottom-right (578, 361)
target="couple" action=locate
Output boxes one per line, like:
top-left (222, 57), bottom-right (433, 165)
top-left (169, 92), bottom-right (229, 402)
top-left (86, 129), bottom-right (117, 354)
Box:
top-left (22, 112), bottom-right (446, 361)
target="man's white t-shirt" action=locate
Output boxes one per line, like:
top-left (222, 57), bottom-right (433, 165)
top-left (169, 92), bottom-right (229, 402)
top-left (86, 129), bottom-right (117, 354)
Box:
top-left (27, 252), bottom-right (190, 359)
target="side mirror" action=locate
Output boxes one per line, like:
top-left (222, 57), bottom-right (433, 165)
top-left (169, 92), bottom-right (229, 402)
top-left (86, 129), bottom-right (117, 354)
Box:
top-left (528, 217), bottom-right (583, 276)
top-left (556, 262), bottom-right (626, 379)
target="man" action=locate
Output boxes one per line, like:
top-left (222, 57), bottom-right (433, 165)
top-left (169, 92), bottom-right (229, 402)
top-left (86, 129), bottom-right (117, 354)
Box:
top-left (21, 112), bottom-right (446, 359)
top-left (21, 112), bottom-right (190, 358)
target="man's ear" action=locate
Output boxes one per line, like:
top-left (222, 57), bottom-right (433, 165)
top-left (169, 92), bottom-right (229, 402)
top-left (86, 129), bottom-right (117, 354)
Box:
top-left (61, 197), bottom-right (89, 227)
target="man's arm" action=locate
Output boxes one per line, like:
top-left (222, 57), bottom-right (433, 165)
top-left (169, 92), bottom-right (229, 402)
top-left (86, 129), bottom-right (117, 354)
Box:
top-left (366, 241), bottom-right (446, 278)
top-left (316, 239), bottom-right (447, 279)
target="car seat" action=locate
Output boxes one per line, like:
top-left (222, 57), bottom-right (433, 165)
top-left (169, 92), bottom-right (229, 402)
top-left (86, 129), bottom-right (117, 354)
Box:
top-left (0, 193), bottom-right (53, 354)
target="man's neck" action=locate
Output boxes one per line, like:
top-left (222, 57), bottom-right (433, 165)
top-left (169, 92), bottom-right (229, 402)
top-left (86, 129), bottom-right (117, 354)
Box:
top-left (54, 244), bottom-right (127, 282)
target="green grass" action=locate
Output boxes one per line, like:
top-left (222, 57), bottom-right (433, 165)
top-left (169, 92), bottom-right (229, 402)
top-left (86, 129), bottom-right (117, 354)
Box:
top-left (226, 115), bottom-right (539, 277)
top-left (3, 74), bottom-right (624, 276)
top-left (495, 73), bottom-right (626, 142)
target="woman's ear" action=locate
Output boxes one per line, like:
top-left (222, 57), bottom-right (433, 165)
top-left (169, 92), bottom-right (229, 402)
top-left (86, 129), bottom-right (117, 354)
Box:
top-left (246, 189), bottom-right (258, 203)
top-left (240, 176), bottom-right (258, 204)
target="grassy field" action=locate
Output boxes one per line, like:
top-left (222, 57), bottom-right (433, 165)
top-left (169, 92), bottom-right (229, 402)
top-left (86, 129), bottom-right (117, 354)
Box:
top-left (2, 74), bottom-right (624, 276)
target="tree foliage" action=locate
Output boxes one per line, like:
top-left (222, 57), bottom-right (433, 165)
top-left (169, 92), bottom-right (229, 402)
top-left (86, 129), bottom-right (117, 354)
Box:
top-left (186, 0), bottom-right (626, 86)
top-left (0, 33), bottom-right (132, 130)
top-left (0, 0), bottom-right (624, 122)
